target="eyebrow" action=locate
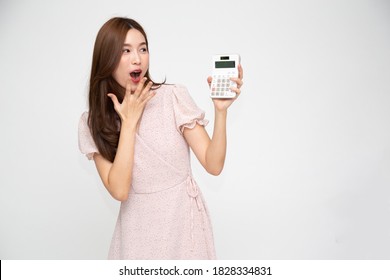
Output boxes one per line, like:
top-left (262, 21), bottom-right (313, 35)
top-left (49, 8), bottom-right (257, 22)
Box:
top-left (123, 42), bottom-right (147, 47)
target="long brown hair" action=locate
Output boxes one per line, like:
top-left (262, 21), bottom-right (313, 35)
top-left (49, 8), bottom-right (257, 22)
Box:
top-left (88, 17), bottom-right (163, 162)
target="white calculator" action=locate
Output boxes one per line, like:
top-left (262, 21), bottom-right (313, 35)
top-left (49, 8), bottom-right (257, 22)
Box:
top-left (210, 54), bottom-right (240, 98)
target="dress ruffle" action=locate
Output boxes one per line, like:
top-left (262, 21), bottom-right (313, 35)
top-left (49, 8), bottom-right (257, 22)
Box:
top-left (172, 84), bottom-right (209, 135)
top-left (180, 118), bottom-right (209, 134)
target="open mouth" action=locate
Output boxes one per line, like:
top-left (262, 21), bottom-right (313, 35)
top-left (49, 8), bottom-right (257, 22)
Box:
top-left (130, 70), bottom-right (142, 82)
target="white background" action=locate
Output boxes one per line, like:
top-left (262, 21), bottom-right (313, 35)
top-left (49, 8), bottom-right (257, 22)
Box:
top-left (0, 0), bottom-right (389, 259)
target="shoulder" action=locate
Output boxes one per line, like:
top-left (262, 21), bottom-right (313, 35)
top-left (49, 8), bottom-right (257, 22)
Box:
top-left (78, 111), bottom-right (98, 159)
top-left (154, 84), bottom-right (192, 103)
top-left (155, 84), bottom-right (188, 94)
top-left (80, 111), bottom-right (89, 121)
top-left (79, 111), bottom-right (89, 128)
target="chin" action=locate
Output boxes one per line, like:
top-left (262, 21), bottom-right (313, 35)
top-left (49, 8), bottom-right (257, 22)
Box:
top-left (131, 85), bottom-right (138, 93)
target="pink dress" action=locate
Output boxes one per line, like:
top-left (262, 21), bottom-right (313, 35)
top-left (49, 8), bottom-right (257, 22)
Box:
top-left (78, 84), bottom-right (216, 259)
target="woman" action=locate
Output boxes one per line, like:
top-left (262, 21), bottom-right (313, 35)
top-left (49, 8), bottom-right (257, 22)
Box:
top-left (78, 17), bottom-right (243, 259)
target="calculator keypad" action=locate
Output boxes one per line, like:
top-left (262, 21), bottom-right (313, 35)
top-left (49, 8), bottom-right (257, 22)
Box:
top-left (211, 72), bottom-right (237, 98)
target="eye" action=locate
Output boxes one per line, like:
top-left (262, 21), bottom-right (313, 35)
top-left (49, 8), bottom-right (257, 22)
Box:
top-left (122, 48), bottom-right (130, 53)
top-left (140, 47), bottom-right (148, 53)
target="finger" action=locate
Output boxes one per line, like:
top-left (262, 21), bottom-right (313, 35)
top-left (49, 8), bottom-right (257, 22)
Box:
top-left (107, 93), bottom-right (120, 110)
top-left (134, 77), bottom-right (148, 97)
top-left (125, 78), bottom-right (132, 97)
top-left (238, 64), bottom-right (244, 80)
top-left (229, 86), bottom-right (241, 97)
top-left (230, 77), bottom-right (243, 88)
top-left (207, 76), bottom-right (212, 86)
top-left (140, 90), bottom-right (156, 105)
top-left (139, 81), bottom-right (153, 100)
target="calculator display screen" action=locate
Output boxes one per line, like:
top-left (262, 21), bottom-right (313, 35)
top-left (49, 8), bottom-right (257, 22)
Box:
top-left (215, 61), bottom-right (235, 68)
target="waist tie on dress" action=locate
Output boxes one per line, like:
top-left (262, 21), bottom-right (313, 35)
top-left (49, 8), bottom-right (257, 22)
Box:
top-left (186, 175), bottom-right (205, 252)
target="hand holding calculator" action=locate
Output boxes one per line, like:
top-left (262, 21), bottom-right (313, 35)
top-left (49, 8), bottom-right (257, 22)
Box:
top-left (210, 54), bottom-right (241, 99)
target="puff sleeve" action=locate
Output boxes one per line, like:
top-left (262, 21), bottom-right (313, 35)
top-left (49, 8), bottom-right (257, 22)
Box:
top-left (78, 112), bottom-right (99, 160)
top-left (172, 85), bottom-right (209, 134)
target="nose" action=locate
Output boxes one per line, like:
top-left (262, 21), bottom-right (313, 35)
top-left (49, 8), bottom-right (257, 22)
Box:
top-left (132, 51), bottom-right (141, 65)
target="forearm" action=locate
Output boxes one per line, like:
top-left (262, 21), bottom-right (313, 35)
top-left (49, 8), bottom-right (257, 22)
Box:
top-left (107, 122), bottom-right (137, 201)
top-left (205, 108), bottom-right (227, 175)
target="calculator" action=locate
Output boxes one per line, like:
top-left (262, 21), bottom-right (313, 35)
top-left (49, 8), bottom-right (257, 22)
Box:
top-left (210, 54), bottom-right (240, 98)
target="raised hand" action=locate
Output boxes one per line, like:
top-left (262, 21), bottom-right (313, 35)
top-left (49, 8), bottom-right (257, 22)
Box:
top-left (107, 77), bottom-right (155, 129)
top-left (207, 64), bottom-right (244, 111)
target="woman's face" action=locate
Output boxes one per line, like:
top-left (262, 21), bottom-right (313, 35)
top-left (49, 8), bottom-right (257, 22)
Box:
top-left (112, 29), bottom-right (149, 92)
